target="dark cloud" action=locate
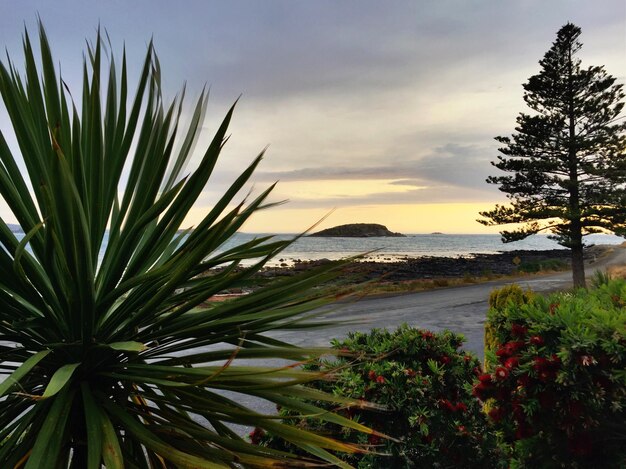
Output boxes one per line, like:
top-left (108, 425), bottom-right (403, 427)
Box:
top-left (254, 143), bottom-right (497, 191)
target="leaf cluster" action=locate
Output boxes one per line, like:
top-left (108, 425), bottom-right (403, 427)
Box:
top-left (0, 23), bottom-right (374, 468)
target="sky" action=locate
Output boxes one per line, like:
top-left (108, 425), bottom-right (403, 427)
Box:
top-left (0, 1), bottom-right (625, 233)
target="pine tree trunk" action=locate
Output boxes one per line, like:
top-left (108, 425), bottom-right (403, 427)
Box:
top-left (566, 39), bottom-right (586, 289)
top-left (571, 244), bottom-right (586, 289)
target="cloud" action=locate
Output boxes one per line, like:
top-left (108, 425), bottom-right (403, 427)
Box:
top-left (253, 142), bottom-right (497, 189)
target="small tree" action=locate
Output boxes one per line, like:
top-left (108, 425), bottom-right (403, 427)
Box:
top-left (479, 23), bottom-right (626, 288)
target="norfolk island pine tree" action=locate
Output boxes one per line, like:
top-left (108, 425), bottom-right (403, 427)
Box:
top-left (479, 23), bottom-right (626, 288)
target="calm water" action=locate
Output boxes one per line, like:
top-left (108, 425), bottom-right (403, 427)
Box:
top-left (13, 230), bottom-right (625, 267)
top-left (222, 233), bottom-right (624, 265)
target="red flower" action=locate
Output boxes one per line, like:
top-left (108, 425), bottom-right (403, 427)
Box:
top-left (421, 331), bottom-right (434, 340)
top-left (464, 354), bottom-right (472, 363)
top-left (472, 382), bottom-right (493, 400)
top-left (532, 356), bottom-right (548, 370)
top-left (249, 427), bottom-right (265, 445)
top-left (404, 368), bottom-right (417, 377)
top-left (495, 367), bottom-right (509, 381)
top-left (498, 341), bottom-right (526, 360)
top-left (488, 407), bottom-right (505, 422)
top-left (376, 375), bottom-right (385, 384)
top-left (529, 335), bottom-right (544, 346)
top-left (368, 370), bottom-right (377, 381)
top-left (511, 323), bottom-right (528, 337)
top-left (457, 425), bottom-right (468, 435)
top-left (472, 366), bottom-right (482, 377)
top-left (455, 402), bottom-right (468, 412)
top-left (495, 347), bottom-right (510, 360)
top-left (504, 357), bottom-right (519, 369)
top-left (549, 302), bottom-right (559, 315)
top-left (577, 355), bottom-right (596, 366)
top-left (439, 354), bottom-right (451, 365)
top-left (439, 399), bottom-right (456, 412)
top-left (478, 373), bottom-right (493, 384)
top-left (508, 341), bottom-right (526, 352)
top-left (533, 356), bottom-right (558, 381)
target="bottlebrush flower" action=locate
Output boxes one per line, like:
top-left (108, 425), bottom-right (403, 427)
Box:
top-left (495, 367), bottom-right (509, 381)
top-left (578, 355), bottom-right (596, 366)
top-left (478, 373), bottom-right (493, 383)
top-left (504, 357), bottom-right (519, 369)
top-left (511, 323), bottom-right (528, 337)
top-left (439, 399), bottom-right (456, 412)
top-left (249, 427), bottom-right (265, 445)
top-left (368, 370), bottom-right (377, 381)
top-left (376, 375), bottom-right (385, 384)
top-left (488, 407), bottom-right (505, 422)
top-left (529, 335), bottom-right (544, 346)
top-left (439, 355), bottom-right (451, 365)
top-left (455, 402), bottom-right (468, 412)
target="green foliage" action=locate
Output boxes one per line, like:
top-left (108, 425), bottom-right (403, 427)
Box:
top-left (478, 22), bottom-right (626, 287)
top-left (477, 280), bottom-right (626, 467)
top-left (590, 269), bottom-right (612, 289)
top-left (0, 23), bottom-right (374, 467)
top-left (260, 325), bottom-right (501, 468)
top-left (485, 285), bottom-right (535, 359)
top-left (516, 258), bottom-right (568, 273)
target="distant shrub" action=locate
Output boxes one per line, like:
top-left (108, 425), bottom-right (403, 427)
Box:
top-left (517, 258), bottom-right (568, 273)
top-left (590, 269), bottom-right (612, 288)
top-left (433, 278), bottom-right (449, 287)
top-left (260, 325), bottom-right (500, 468)
top-left (477, 279), bottom-right (626, 467)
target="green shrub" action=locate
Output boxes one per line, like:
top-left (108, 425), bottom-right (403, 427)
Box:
top-left (476, 279), bottom-right (626, 467)
top-left (485, 285), bottom-right (535, 359)
top-left (260, 325), bottom-right (500, 468)
top-left (517, 258), bottom-right (568, 273)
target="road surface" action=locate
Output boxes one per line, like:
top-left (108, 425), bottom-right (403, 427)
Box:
top-left (271, 244), bottom-right (626, 360)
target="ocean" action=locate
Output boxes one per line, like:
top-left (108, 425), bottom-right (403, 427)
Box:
top-left (224, 233), bottom-right (625, 266)
top-left (11, 230), bottom-right (625, 267)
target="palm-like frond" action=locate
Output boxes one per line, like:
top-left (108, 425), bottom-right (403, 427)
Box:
top-left (0, 23), bottom-right (378, 468)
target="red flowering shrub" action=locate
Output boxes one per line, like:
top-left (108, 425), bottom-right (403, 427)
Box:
top-left (484, 284), bottom-right (535, 365)
top-left (480, 279), bottom-right (626, 467)
top-left (259, 325), bottom-right (499, 467)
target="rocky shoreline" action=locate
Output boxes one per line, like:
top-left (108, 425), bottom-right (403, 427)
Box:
top-left (257, 249), bottom-right (574, 283)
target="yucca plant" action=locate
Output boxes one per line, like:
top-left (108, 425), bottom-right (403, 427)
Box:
top-left (0, 24), bottom-right (381, 468)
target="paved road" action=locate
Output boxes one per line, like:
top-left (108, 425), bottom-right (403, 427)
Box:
top-left (270, 244), bottom-right (626, 360)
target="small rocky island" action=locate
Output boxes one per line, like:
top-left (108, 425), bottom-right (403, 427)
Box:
top-left (309, 223), bottom-right (405, 237)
